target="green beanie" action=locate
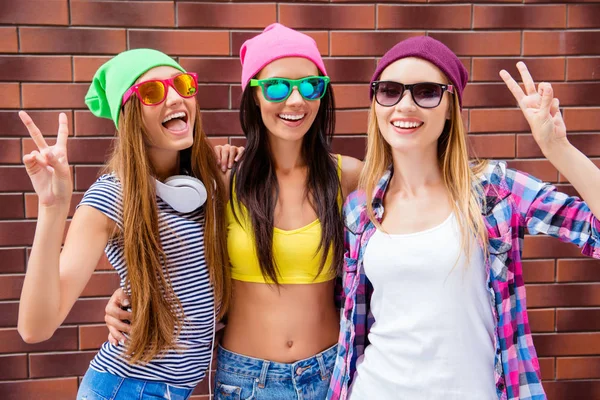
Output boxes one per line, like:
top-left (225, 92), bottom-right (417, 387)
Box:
top-left (85, 48), bottom-right (186, 128)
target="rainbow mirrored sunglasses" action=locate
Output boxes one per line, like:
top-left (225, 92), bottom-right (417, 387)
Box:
top-left (122, 72), bottom-right (198, 106)
top-left (250, 76), bottom-right (330, 102)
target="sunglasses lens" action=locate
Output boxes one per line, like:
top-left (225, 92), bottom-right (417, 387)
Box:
top-left (174, 73), bottom-right (198, 98)
top-left (413, 83), bottom-right (443, 108)
top-left (375, 82), bottom-right (403, 106)
top-left (299, 78), bottom-right (326, 100)
top-left (264, 80), bottom-right (291, 101)
top-left (137, 81), bottom-right (166, 105)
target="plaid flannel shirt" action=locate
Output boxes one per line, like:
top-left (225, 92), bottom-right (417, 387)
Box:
top-left (328, 160), bottom-right (600, 400)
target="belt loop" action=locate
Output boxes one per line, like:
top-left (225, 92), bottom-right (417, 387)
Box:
top-left (258, 360), bottom-right (270, 389)
top-left (316, 353), bottom-right (328, 380)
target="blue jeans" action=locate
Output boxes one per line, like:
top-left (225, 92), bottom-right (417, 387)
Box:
top-left (77, 368), bottom-right (193, 400)
top-left (214, 344), bottom-right (337, 400)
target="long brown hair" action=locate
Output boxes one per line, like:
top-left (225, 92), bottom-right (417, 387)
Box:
top-left (230, 85), bottom-right (343, 284)
top-left (106, 98), bottom-right (230, 364)
top-left (359, 93), bottom-right (488, 259)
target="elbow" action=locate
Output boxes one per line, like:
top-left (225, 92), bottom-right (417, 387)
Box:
top-left (17, 323), bottom-right (53, 344)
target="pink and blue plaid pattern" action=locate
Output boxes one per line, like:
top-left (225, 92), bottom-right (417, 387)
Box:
top-left (328, 161), bottom-right (600, 400)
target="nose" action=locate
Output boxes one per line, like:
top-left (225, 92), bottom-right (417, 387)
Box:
top-left (395, 89), bottom-right (416, 112)
top-left (165, 84), bottom-right (184, 107)
top-left (285, 87), bottom-right (304, 106)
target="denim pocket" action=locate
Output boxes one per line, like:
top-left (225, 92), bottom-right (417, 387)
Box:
top-left (215, 383), bottom-right (242, 400)
top-left (214, 372), bottom-right (257, 400)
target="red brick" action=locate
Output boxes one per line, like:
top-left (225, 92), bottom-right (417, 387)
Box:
top-left (429, 32), bottom-right (522, 56)
top-left (20, 28), bottom-right (126, 54)
top-left (202, 111), bottom-right (242, 136)
top-left (335, 110), bottom-right (369, 135)
top-left (568, 4), bottom-right (600, 28)
top-left (230, 137), bottom-right (246, 148)
top-left (471, 57), bottom-right (565, 82)
top-left (0, 354), bottom-right (27, 380)
top-left (0, 110), bottom-right (75, 138)
top-left (179, 58), bottom-right (241, 84)
top-left (0, 248), bottom-right (26, 273)
top-left (524, 31), bottom-right (600, 56)
top-left (129, 30), bottom-right (229, 56)
top-left (431, 0), bottom-right (519, 2)
top-left (30, 351), bottom-right (96, 378)
top-left (74, 167), bottom-right (103, 191)
top-left (63, 299), bottom-right (111, 324)
top-left (564, 108), bottom-right (600, 132)
top-left (523, 235), bottom-right (585, 259)
top-left (0, 83), bottom-right (19, 108)
top-left (539, 357), bottom-right (555, 380)
top-left (378, 5), bottom-right (471, 29)
top-left (0, 0), bottom-right (68, 25)
top-left (24, 192), bottom-right (81, 219)
top-left (74, 111), bottom-right (116, 137)
top-left (334, 85), bottom-right (370, 109)
top-left (324, 59), bottom-right (378, 83)
top-left (527, 283), bottom-right (600, 308)
top-left (0, 168), bottom-right (33, 192)
top-left (96, 254), bottom-right (113, 271)
top-left (534, 333), bottom-right (600, 356)
top-left (468, 134), bottom-right (516, 159)
top-left (521, 259), bottom-right (556, 283)
top-left (540, 380), bottom-right (600, 400)
top-left (557, 259), bottom-right (600, 282)
top-left (23, 138), bottom-right (114, 164)
top-left (507, 160), bottom-right (558, 183)
top-left (0, 378), bottom-right (78, 400)
top-left (71, 0), bottom-right (174, 27)
top-left (207, 138), bottom-right (229, 148)
top-left (567, 58), bottom-right (600, 81)
top-left (0, 56), bottom-right (72, 82)
top-left (556, 356), bottom-right (600, 379)
top-left (518, 134), bottom-right (600, 158)
top-left (80, 272), bottom-right (120, 297)
top-left (178, 3), bottom-right (276, 29)
top-left (0, 28), bottom-right (18, 53)
top-left (463, 83), bottom-right (518, 108)
top-left (280, 5), bottom-right (374, 29)
top-left (79, 325), bottom-right (109, 350)
top-left (0, 221), bottom-right (37, 246)
top-left (529, 309), bottom-right (555, 333)
top-left (0, 302), bottom-right (18, 327)
top-left (197, 85), bottom-right (230, 110)
top-left (474, 5), bottom-right (566, 29)
top-left (332, 136), bottom-right (367, 161)
top-left (557, 309), bottom-right (600, 332)
top-left (330, 32), bottom-right (424, 57)
top-left (230, 85), bottom-right (243, 109)
top-left (552, 82), bottom-right (600, 107)
top-left (0, 275), bottom-right (24, 301)
top-left (232, 31), bottom-right (329, 58)
top-left (0, 139), bottom-right (22, 164)
top-left (0, 327), bottom-right (78, 353)
top-left (22, 83), bottom-right (89, 109)
top-left (73, 56), bottom-right (111, 82)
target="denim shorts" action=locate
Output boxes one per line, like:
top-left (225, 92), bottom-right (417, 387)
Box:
top-left (214, 344), bottom-right (337, 400)
top-left (77, 368), bottom-right (193, 400)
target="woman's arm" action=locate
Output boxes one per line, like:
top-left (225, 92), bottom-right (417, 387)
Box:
top-left (17, 112), bottom-right (112, 343)
top-left (340, 155), bottom-right (364, 199)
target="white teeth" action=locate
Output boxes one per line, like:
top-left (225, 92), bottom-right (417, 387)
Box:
top-left (279, 114), bottom-right (305, 121)
top-left (392, 120), bottom-right (422, 129)
top-left (162, 112), bottom-right (186, 124)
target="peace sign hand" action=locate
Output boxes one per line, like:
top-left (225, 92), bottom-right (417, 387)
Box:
top-left (500, 62), bottom-right (567, 153)
top-left (19, 111), bottom-right (73, 208)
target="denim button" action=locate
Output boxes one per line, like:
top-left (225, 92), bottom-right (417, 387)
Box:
top-left (296, 367), bottom-right (303, 376)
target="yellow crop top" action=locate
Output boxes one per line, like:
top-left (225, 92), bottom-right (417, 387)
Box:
top-left (227, 154), bottom-right (343, 284)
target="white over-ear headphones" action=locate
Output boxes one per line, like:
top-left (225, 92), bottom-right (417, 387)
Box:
top-left (155, 175), bottom-right (207, 213)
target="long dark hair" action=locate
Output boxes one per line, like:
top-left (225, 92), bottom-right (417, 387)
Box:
top-left (230, 83), bottom-right (343, 285)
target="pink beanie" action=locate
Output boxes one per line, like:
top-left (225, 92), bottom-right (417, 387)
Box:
top-left (240, 23), bottom-right (327, 89)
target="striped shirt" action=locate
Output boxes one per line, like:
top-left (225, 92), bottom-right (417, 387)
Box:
top-left (78, 174), bottom-right (215, 389)
top-left (328, 160), bottom-right (600, 400)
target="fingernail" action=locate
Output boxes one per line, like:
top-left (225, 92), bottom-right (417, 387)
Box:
top-left (123, 299), bottom-right (130, 307)
top-left (119, 339), bottom-right (125, 346)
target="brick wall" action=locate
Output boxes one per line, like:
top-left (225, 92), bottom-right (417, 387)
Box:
top-left (1, 1), bottom-right (599, 399)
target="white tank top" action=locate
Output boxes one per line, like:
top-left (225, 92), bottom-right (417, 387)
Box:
top-left (349, 213), bottom-right (497, 400)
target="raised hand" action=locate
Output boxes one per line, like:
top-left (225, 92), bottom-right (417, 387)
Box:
top-left (500, 62), bottom-right (567, 153)
top-left (214, 143), bottom-right (245, 172)
top-left (19, 111), bottom-right (73, 207)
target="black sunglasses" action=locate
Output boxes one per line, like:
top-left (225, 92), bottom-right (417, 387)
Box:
top-left (371, 81), bottom-right (454, 108)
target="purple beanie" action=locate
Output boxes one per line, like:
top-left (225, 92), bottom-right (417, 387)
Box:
top-left (370, 36), bottom-right (468, 108)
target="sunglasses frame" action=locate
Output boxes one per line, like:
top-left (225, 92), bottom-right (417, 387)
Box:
top-left (122, 72), bottom-right (199, 106)
top-left (250, 76), bottom-right (331, 103)
top-left (371, 81), bottom-right (454, 109)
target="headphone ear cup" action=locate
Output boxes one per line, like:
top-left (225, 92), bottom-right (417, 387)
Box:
top-left (155, 176), bottom-right (207, 213)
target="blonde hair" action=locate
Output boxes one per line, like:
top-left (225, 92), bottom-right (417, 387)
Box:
top-left (105, 98), bottom-right (230, 364)
top-left (359, 93), bottom-right (488, 260)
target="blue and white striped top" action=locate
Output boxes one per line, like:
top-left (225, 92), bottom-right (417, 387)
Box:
top-left (78, 174), bottom-right (215, 389)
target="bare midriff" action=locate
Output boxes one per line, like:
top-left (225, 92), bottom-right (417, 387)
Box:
top-left (221, 279), bottom-right (339, 362)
